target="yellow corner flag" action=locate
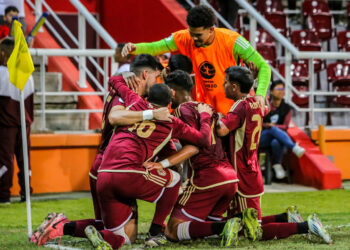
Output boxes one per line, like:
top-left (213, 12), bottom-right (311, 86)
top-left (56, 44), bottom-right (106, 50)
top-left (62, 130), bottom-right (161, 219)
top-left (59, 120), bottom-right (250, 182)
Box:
top-left (7, 20), bottom-right (34, 91)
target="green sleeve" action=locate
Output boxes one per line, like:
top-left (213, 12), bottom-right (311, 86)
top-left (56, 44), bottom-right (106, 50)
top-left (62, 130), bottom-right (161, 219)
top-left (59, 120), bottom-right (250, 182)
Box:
top-left (232, 36), bottom-right (271, 97)
top-left (134, 34), bottom-right (178, 56)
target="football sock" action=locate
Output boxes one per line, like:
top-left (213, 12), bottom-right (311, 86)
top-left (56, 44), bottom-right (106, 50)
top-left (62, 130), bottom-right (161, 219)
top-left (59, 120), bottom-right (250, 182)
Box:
top-left (101, 229), bottom-right (125, 249)
top-left (177, 221), bottom-right (224, 240)
top-left (151, 181), bottom-right (180, 229)
top-left (63, 219), bottom-right (104, 237)
top-left (149, 223), bottom-right (163, 236)
top-left (262, 213), bottom-right (287, 225)
top-left (261, 222), bottom-right (298, 240)
top-left (297, 221), bottom-right (309, 234)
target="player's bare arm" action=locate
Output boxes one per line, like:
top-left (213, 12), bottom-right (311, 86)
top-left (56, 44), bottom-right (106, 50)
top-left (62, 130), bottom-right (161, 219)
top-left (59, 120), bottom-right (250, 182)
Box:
top-left (144, 145), bottom-right (199, 171)
top-left (108, 106), bottom-right (172, 126)
top-left (216, 119), bottom-right (230, 137)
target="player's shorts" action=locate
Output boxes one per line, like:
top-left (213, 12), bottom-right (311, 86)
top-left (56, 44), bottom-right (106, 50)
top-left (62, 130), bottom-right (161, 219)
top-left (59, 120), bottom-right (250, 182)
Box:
top-left (89, 152), bottom-right (103, 220)
top-left (229, 193), bottom-right (262, 222)
top-left (171, 181), bottom-right (238, 222)
top-left (97, 168), bottom-right (173, 230)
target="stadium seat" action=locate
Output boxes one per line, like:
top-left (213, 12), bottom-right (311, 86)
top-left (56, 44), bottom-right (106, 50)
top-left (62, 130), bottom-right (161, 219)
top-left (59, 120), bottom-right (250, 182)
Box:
top-left (337, 30), bottom-right (350, 51)
top-left (257, 42), bottom-right (277, 68)
top-left (264, 12), bottom-right (290, 37)
top-left (332, 85), bottom-right (350, 107)
top-left (308, 13), bottom-right (336, 50)
top-left (302, 0), bottom-right (330, 18)
top-left (290, 30), bottom-right (321, 47)
top-left (244, 29), bottom-right (275, 43)
top-left (297, 44), bottom-right (324, 73)
top-left (327, 62), bottom-right (350, 86)
top-left (256, 0), bottom-right (284, 14)
top-left (279, 63), bottom-right (309, 107)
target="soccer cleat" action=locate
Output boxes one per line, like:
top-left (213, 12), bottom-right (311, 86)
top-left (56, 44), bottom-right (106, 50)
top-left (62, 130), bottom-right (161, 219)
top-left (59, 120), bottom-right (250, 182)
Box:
top-left (242, 208), bottom-right (262, 241)
top-left (308, 214), bottom-right (332, 244)
top-left (292, 143), bottom-right (305, 158)
top-left (286, 206), bottom-right (304, 223)
top-left (144, 232), bottom-right (167, 248)
top-left (37, 213), bottom-right (68, 246)
top-left (30, 212), bottom-right (58, 243)
top-left (85, 225), bottom-right (112, 250)
top-left (220, 217), bottom-right (242, 247)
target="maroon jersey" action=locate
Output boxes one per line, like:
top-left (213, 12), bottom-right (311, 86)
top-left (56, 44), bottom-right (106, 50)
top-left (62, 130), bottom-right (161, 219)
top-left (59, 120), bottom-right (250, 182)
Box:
top-left (175, 102), bottom-right (238, 188)
top-left (99, 80), bottom-right (212, 173)
top-left (221, 97), bottom-right (264, 197)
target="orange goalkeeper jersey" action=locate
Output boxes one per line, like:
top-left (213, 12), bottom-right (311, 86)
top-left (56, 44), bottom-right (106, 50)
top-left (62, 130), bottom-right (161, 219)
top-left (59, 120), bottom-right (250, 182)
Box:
top-left (173, 28), bottom-right (240, 114)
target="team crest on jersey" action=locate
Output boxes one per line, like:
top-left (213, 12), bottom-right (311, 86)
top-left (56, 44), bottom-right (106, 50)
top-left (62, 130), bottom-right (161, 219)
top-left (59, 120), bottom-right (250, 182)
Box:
top-left (157, 169), bottom-right (167, 176)
top-left (199, 61), bottom-right (216, 79)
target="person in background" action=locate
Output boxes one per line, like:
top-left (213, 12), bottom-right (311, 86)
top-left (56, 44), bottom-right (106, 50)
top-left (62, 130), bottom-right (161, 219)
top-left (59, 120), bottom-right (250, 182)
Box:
top-left (0, 6), bottom-right (18, 43)
top-left (0, 0), bottom-right (26, 33)
top-left (0, 39), bottom-right (34, 204)
top-left (259, 80), bottom-right (305, 180)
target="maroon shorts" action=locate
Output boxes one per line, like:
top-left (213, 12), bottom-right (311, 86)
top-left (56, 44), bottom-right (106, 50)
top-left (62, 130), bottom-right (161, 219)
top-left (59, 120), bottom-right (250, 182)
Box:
top-left (89, 152), bottom-right (103, 220)
top-left (97, 168), bottom-right (173, 230)
top-left (171, 181), bottom-right (238, 222)
top-left (229, 193), bottom-right (262, 221)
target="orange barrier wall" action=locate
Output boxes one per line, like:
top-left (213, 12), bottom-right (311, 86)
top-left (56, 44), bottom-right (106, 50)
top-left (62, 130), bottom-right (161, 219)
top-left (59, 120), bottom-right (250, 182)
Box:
top-left (311, 129), bottom-right (350, 180)
top-left (287, 125), bottom-right (342, 189)
top-left (10, 134), bottom-right (100, 195)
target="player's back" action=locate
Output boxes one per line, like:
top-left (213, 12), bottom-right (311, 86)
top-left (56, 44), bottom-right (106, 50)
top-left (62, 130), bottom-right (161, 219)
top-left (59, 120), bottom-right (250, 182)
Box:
top-left (175, 102), bottom-right (238, 188)
top-left (226, 97), bottom-right (264, 196)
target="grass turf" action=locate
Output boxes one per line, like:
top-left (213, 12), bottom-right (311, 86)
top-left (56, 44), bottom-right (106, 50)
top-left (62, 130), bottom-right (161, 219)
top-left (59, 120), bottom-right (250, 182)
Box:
top-left (0, 189), bottom-right (349, 249)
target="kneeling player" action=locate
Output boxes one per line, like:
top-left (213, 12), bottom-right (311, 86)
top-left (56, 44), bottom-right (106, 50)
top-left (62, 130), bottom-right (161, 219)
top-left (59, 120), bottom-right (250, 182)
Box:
top-left (144, 70), bottom-right (241, 246)
top-left (216, 66), bottom-right (332, 244)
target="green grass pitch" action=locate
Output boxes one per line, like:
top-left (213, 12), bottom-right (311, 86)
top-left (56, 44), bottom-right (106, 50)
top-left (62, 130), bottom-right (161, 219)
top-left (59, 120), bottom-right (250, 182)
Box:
top-left (1, 189), bottom-right (349, 249)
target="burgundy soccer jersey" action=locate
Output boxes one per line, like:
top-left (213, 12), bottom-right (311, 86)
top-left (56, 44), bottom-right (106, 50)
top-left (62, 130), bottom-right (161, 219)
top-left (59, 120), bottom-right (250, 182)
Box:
top-left (99, 80), bottom-right (212, 173)
top-left (221, 97), bottom-right (264, 197)
top-left (175, 102), bottom-right (238, 188)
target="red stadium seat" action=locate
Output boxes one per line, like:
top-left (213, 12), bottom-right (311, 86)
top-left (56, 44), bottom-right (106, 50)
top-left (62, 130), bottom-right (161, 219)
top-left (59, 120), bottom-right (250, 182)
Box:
top-left (327, 62), bottom-right (350, 107)
top-left (279, 63), bottom-right (309, 106)
top-left (302, 0), bottom-right (330, 18)
top-left (290, 30), bottom-right (321, 47)
top-left (308, 13), bottom-right (336, 43)
top-left (257, 42), bottom-right (277, 68)
top-left (298, 44), bottom-right (324, 73)
top-left (256, 0), bottom-right (284, 14)
top-left (244, 29), bottom-right (275, 43)
top-left (264, 12), bottom-right (290, 37)
top-left (337, 30), bottom-right (350, 51)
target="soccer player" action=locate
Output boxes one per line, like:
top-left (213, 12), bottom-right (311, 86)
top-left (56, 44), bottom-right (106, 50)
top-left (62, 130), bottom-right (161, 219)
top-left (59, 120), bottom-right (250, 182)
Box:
top-left (216, 66), bottom-right (332, 244)
top-left (121, 5), bottom-right (271, 114)
top-left (93, 81), bottom-right (214, 249)
top-left (33, 54), bottom-right (171, 245)
top-left (144, 70), bottom-right (242, 246)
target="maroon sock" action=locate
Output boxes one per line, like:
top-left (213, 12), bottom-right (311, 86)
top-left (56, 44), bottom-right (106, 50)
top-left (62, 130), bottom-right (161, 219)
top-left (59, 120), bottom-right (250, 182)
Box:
top-left (261, 223), bottom-right (298, 240)
top-left (262, 213), bottom-right (288, 225)
top-left (101, 230), bottom-right (125, 249)
top-left (189, 221), bottom-right (225, 238)
top-left (151, 182), bottom-right (180, 227)
top-left (74, 219), bottom-right (104, 237)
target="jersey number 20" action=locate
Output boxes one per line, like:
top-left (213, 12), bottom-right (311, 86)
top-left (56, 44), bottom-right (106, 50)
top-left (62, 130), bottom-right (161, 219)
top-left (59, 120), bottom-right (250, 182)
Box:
top-left (128, 121), bottom-right (156, 138)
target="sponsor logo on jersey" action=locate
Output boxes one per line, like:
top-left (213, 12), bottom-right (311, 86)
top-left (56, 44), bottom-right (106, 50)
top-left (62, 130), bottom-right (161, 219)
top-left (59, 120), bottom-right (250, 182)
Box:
top-left (199, 61), bottom-right (216, 79)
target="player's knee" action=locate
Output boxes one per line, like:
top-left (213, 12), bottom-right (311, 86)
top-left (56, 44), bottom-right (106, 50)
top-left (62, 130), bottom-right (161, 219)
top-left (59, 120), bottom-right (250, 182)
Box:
top-left (168, 170), bottom-right (181, 188)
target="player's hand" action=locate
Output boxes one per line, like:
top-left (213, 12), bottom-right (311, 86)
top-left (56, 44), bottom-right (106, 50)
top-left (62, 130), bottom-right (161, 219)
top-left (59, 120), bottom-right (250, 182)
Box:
top-left (144, 162), bottom-right (163, 171)
top-left (198, 103), bottom-right (213, 116)
top-left (245, 61), bottom-right (259, 79)
top-left (218, 112), bottom-right (225, 120)
top-left (121, 71), bottom-right (140, 92)
top-left (254, 95), bottom-right (265, 114)
top-left (153, 107), bottom-right (173, 122)
top-left (121, 42), bottom-right (136, 57)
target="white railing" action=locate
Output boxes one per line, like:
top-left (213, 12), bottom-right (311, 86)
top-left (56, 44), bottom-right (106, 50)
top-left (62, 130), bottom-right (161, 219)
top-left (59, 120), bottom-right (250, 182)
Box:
top-left (30, 49), bottom-right (114, 130)
top-left (198, 0), bottom-right (350, 129)
top-left (25, 0), bottom-right (118, 131)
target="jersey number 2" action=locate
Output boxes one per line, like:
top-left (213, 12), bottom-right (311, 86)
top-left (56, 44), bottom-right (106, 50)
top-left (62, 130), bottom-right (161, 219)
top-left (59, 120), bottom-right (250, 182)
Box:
top-left (250, 114), bottom-right (262, 150)
top-left (128, 121), bottom-right (156, 138)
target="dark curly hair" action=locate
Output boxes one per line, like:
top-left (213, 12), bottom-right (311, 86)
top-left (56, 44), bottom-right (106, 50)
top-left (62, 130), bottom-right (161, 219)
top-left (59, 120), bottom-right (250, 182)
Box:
top-left (225, 66), bottom-right (254, 94)
top-left (165, 70), bottom-right (193, 93)
top-left (186, 5), bottom-right (216, 28)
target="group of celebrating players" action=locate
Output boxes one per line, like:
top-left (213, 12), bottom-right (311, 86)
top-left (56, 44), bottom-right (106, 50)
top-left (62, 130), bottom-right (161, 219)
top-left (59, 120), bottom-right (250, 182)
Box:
top-left (29, 5), bottom-right (331, 249)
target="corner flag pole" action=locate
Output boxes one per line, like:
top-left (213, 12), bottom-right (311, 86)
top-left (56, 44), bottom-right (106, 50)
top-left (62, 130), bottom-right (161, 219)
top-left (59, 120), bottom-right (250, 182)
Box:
top-left (20, 89), bottom-right (32, 238)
